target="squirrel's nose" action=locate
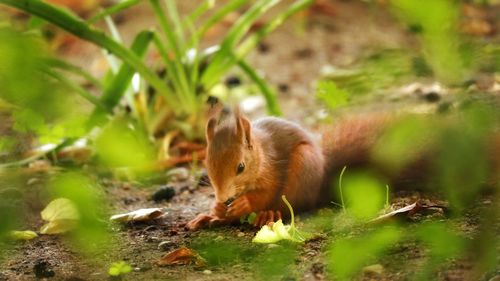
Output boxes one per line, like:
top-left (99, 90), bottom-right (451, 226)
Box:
top-left (224, 197), bottom-right (235, 206)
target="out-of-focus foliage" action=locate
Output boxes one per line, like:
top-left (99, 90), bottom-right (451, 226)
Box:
top-left (40, 197), bottom-right (79, 234)
top-left (47, 172), bottom-right (110, 254)
top-left (8, 230), bottom-right (38, 241)
top-left (0, 28), bottom-right (87, 146)
top-left (316, 80), bottom-right (349, 110)
top-left (108, 261), bottom-right (132, 277)
top-left (392, 0), bottom-right (465, 84)
top-left (191, 236), bottom-right (259, 267)
top-left (328, 226), bottom-right (401, 280)
top-left (342, 173), bottom-right (386, 220)
top-left (414, 222), bottom-right (466, 280)
top-left (94, 118), bottom-right (155, 171)
top-left (319, 50), bottom-right (418, 99)
top-left (373, 116), bottom-right (435, 172)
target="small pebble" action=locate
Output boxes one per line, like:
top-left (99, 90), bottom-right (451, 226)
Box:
top-left (423, 91), bottom-right (441, 102)
top-left (203, 270), bottom-right (212, 275)
top-left (258, 42), bottom-right (270, 53)
top-left (158, 240), bottom-right (174, 251)
top-left (363, 264), bottom-right (384, 276)
top-left (237, 232), bottom-right (245, 237)
top-left (294, 48), bottom-right (313, 59)
top-left (225, 76), bottom-right (242, 88)
top-left (278, 83), bottom-right (289, 93)
top-left (166, 167), bottom-right (190, 182)
top-left (151, 186), bottom-right (175, 202)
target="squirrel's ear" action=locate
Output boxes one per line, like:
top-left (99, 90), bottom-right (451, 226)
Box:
top-left (206, 117), bottom-right (216, 142)
top-left (234, 107), bottom-right (252, 148)
top-left (240, 116), bottom-right (252, 149)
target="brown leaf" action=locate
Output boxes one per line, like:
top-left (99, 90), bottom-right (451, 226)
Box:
top-left (156, 247), bottom-right (205, 267)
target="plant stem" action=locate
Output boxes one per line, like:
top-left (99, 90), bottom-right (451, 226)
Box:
top-left (339, 166), bottom-right (347, 212)
top-left (237, 60), bottom-right (282, 116)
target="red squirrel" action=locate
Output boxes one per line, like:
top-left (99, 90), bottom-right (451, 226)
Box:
top-left (186, 107), bottom-right (499, 230)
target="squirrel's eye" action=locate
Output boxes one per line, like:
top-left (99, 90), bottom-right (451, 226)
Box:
top-left (237, 162), bottom-right (245, 174)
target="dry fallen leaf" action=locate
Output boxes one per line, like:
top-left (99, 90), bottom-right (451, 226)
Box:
top-left (110, 208), bottom-right (164, 223)
top-left (156, 246), bottom-right (205, 267)
top-left (369, 202), bottom-right (420, 223)
top-left (40, 198), bottom-right (79, 234)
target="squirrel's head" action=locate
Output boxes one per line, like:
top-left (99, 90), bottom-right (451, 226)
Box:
top-left (205, 108), bottom-right (260, 204)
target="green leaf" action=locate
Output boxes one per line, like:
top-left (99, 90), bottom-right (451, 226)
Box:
top-left (88, 0), bottom-right (141, 24)
top-left (40, 198), bottom-right (80, 234)
top-left (108, 261), bottom-right (132, 276)
top-left (9, 230), bottom-right (38, 240)
top-left (316, 80), bottom-right (349, 110)
top-left (252, 196), bottom-right (307, 243)
top-left (88, 30), bottom-right (154, 128)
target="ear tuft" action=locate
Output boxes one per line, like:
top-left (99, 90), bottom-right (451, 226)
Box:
top-left (206, 117), bottom-right (217, 141)
top-left (234, 107), bottom-right (252, 148)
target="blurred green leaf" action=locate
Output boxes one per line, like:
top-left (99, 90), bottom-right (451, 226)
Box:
top-left (252, 244), bottom-right (299, 280)
top-left (328, 226), bottom-right (401, 280)
top-left (9, 230), bottom-right (38, 241)
top-left (343, 173), bottom-right (386, 220)
top-left (316, 80), bottom-right (349, 110)
top-left (40, 198), bottom-right (79, 234)
top-left (95, 118), bottom-right (155, 170)
top-left (108, 261), bottom-right (132, 276)
top-left (373, 116), bottom-right (435, 172)
top-left (48, 172), bottom-right (109, 254)
top-left (392, 0), bottom-right (465, 84)
top-left (414, 222), bottom-right (466, 280)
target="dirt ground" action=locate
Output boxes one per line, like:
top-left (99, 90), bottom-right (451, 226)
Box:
top-left (1, 1), bottom-right (499, 280)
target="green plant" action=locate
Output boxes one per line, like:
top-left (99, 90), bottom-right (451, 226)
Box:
top-left (0, 0), bottom-right (312, 142)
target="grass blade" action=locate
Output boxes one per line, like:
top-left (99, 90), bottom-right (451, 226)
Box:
top-left (88, 30), bottom-right (154, 127)
top-left (201, 0), bottom-right (280, 88)
top-left (164, 0), bottom-right (185, 49)
top-left (237, 59), bottom-right (281, 116)
top-left (42, 58), bottom-right (102, 89)
top-left (195, 0), bottom-right (248, 40)
top-left (88, 0), bottom-right (141, 24)
top-left (44, 68), bottom-right (106, 110)
top-left (236, 0), bottom-right (313, 57)
top-left (149, 0), bottom-right (193, 111)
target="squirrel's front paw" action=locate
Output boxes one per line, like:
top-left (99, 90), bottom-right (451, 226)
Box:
top-left (186, 214), bottom-right (226, 230)
top-left (226, 195), bottom-right (253, 218)
top-left (253, 210), bottom-right (282, 227)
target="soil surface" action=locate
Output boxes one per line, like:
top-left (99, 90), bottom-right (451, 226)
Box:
top-left (1, 1), bottom-right (500, 280)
